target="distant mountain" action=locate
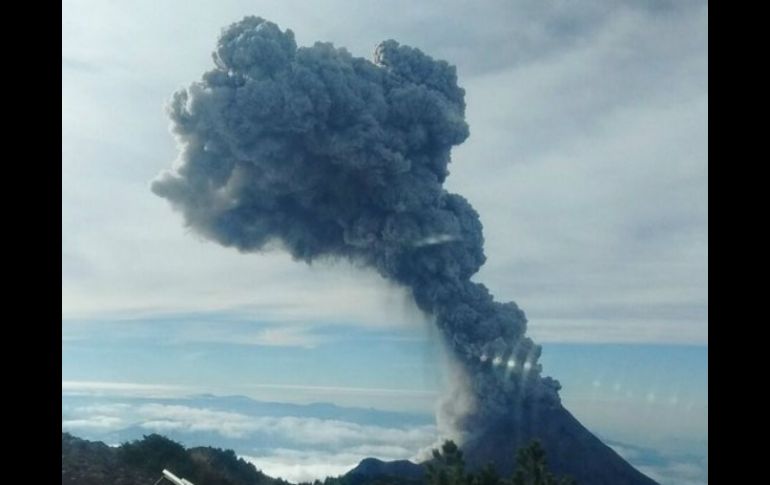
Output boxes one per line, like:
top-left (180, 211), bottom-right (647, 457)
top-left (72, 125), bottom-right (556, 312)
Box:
top-left (343, 457), bottom-right (425, 485)
top-left (63, 393), bottom-right (432, 427)
top-left (184, 394), bottom-right (434, 427)
top-left (62, 392), bottom-right (434, 457)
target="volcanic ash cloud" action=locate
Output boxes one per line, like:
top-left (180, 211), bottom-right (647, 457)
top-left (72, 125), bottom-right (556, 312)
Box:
top-left (152, 16), bottom-right (561, 445)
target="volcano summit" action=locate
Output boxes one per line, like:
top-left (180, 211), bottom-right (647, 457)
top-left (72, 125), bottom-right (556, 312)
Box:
top-left (153, 17), bottom-right (658, 485)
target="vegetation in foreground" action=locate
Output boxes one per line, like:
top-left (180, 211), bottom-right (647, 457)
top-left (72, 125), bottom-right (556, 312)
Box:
top-left (62, 432), bottom-right (576, 485)
top-left (62, 433), bottom-right (288, 485)
top-left (312, 440), bottom-right (576, 485)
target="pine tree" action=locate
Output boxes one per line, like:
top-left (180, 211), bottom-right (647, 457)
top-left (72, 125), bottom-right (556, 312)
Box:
top-left (471, 463), bottom-right (502, 485)
top-left (426, 440), bottom-right (469, 485)
top-left (511, 441), bottom-right (576, 485)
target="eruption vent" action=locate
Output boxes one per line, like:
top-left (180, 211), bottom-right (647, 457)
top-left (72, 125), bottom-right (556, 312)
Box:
top-left (153, 17), bottom-right (657, 485)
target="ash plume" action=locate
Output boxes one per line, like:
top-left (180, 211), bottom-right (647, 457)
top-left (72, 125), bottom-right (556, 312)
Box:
top-left (153, 17), bottom-right (656, 485)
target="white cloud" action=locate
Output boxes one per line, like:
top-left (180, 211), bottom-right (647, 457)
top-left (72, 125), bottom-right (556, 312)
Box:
top-left (63, 391), bottom-right (709, 484)
top-left (609, 443), bottom-right (640, 461)
top-left (61, 241), bottom-right (430, 331)
top-left (63, 395), bottom-right (436, 447)
top-left (63, 396), bottom-right (437, 482)
top-left (242, 449), bottom-right (360, 484)
top-left (562, 395), bottom-right (707, 455)
top-left (61, 380), bottom-right (440, 414)
top-left (136, 404), bottom-right (258, 439)
top-left (73, 403), bottom-right (132, 414)
top-left (608, 441), bottom-right (708, 485)
top-left (243, 383), bottom-right (437, 397)
top-left (449, 3), bottom-right (707, 345)
top-left (244, 443), bottom-right (438, 482)
top-left (180, 324), bottom-right (327, 349)
top-left (132, 403), bottom-right (435, 446)
top-left (637, 460), bottom-right (708, 485)
top-left (62, 0), bottom-right (707, 345)
top-left (62, 415), bottom-right (125, 431)
top-left (62, 381), bottom-right (195, 398)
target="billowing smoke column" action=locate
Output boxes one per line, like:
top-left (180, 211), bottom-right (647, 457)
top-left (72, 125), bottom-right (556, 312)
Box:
top-left (153, 17), bottom-right (656, 485)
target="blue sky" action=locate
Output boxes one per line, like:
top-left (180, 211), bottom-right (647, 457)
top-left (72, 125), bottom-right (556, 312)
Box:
top-left (62, 329), bottom-right (707, 483)
top-left (62, 0), bottom-right (707, 482)
top-left (63, 317), bottom-right (707, 450)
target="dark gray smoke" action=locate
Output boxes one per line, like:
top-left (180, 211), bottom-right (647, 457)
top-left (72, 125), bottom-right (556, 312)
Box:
top-left (153, 16), bottom-right (561, 444)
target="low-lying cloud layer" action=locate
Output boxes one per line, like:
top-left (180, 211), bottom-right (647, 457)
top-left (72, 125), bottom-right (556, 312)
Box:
top-left (61, 390), bottom-right (706, 484)
top-left (62, 394), bottom-right (435, 482)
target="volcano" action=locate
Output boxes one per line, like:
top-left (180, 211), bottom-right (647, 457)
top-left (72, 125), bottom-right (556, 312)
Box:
top-left (153, 16), bottom-right (659, 485)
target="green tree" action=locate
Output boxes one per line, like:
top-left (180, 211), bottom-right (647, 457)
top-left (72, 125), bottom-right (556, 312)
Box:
top-left (401, 438), bottom-right (579, 485)
top-left (511, 441), bottom-right (576, 485)
top-left (118, 433), bottom-right (194, 478)
top-left (426, 440), bottom-right (470, 485)
top-left (471, 463), bottom-right (502, 485)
